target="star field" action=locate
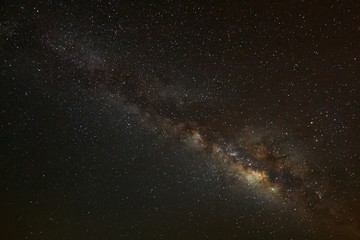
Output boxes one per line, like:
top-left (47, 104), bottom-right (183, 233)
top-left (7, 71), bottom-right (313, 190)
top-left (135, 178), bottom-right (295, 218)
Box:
top-left (1, 1), bottom-right (360, 239)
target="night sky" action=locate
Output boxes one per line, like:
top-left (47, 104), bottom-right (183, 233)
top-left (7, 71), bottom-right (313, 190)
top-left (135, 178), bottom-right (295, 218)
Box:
top-left (1, 1), bottom-right (360, 239)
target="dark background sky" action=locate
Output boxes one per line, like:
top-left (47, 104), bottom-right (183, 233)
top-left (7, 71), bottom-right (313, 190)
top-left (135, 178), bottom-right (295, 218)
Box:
top-left (1, 1), bottom-right (360, 239)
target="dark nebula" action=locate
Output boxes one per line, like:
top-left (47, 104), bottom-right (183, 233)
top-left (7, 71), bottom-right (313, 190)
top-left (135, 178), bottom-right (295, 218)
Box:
top-left (1, 1), bottom-right (360, 239)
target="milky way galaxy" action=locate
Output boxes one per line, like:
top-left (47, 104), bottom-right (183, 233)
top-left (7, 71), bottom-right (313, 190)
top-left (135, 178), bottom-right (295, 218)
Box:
top-left (1, 1), bottom-right (360, 239)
